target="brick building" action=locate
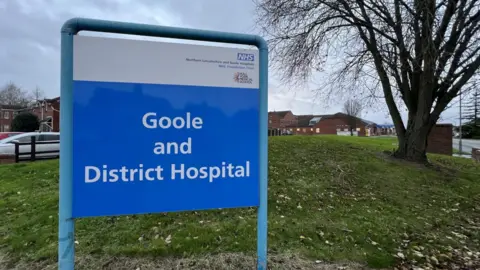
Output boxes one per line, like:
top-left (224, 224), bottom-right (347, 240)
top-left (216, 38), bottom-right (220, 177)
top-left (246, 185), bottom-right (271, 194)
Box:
top-left (33, 97), bottom-right (60, 132)
top-left (287, 115), bottom-right (320, 135)
top-left (314, 113), bottom-right (376, 136)
top-left (268, 110), bottom-right (297, 129)
top-left (0, 105), bottom-right (23, 132)
top-left (0, 97), bottom-right (60, 132)
top-left (284, 112), bottom-right (376, 137)
top-left (427, 124), bottom-right (453, 155)
top-left (268, 110), bottom-right (454, 156)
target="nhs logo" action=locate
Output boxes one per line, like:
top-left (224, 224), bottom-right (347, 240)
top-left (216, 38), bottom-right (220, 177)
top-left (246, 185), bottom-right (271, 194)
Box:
top-left (237, 53), bottom-right (255, 61)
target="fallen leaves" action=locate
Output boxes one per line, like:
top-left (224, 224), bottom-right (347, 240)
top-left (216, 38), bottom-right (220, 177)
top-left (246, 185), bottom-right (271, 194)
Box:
top-left (165, 235), bottom-right (172, 244)
top-left (2, 137), bottom-right (480, 269)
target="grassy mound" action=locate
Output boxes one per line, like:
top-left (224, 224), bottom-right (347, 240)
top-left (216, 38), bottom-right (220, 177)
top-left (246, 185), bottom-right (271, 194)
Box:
top-left (1, 136), bottom-right (479, 269)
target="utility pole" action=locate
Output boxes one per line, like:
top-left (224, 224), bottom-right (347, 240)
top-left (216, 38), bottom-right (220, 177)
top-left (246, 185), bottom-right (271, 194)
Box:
top-left (473, 88), bottom-right (479, 136)
top-left (40, 102), bottom-right (44, 121)
top-left (459, 91), bottom-right (463, 154)
top-left (35, 99), bottom-right (46, 132)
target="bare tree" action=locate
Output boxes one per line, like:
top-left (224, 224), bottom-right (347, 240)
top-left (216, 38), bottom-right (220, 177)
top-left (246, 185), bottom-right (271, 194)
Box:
top-left (0, 82), bottom-right (30, 107)
top-left (256, 0), bottom-right (480, 163)
top-left (31, 87), bottom-right (45, 103)
top-left (343, 99), bottom-right (363, 136)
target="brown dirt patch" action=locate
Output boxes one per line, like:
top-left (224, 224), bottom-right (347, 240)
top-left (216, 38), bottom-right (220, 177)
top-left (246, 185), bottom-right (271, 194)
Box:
top-left (377, 151), bottom-right (458, 177)
top-left (0, 252), bottom-right (371, 270)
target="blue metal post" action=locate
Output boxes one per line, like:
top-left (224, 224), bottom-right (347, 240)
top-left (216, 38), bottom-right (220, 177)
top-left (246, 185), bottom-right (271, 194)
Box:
top-left (257, 39), bottom-right (269, 270)
top-left (58, 30), bottom-right (75, 270)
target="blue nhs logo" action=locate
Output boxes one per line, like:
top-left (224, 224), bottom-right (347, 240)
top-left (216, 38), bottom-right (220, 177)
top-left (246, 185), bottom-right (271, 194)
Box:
top-left (237, 53), bottom-right (255, 61)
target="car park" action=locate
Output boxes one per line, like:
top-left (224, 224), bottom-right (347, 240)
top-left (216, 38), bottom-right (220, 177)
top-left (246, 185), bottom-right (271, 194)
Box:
top-left (0, 132), bottom-right (60, 159)
top-left (0, 132), bottom-right (23, 140)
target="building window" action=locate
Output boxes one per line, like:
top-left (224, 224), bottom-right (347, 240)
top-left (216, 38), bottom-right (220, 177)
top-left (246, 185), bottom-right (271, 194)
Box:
top-left (356, 128), bottom-right (361, 131)
top-left (310, 128), bottom-right (313, 131)
top-left (316, 128), bottom-right (320, 133)
top-left (13, 111), bottom-right (18, 117)
top-left (269, 120), bottom-right (272, 124)
top-left (344, 128), bottom-right (349, 131)
top-left (4, 111), bottom-right (9, 119)
top-left (303, 128), bottom-right (306, 132)
top-left (3, 125), bottom-right (9, 131)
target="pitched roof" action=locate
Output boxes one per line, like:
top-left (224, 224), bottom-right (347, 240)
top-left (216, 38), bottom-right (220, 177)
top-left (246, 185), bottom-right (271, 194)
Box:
top-left (45, 97), bottom-right (60, 103)
top-left (377, 124), bottom-right (394, 128)
top-left (311, 114), bottom-right (332, 120)
top-left (332, 112), bottom-right (377, 126)
top-left (287, 115), bottom-right (314, 127)
top-left (270, 111), bottom-right (377, 128)
top-left (0, 104), bottom-right (25, 110)
top-left (269, 110), bottom-right (291, 118)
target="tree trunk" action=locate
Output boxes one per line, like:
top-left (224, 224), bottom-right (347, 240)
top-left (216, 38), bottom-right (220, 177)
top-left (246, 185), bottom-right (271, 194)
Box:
top-left (394, 121), bottom-right (433, 163)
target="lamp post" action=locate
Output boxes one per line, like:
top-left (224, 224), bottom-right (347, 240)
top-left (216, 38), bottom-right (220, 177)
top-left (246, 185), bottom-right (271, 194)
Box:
top-left (459, 91), bottom-right (463, 154)
top-left (36, 100), bottom-right (48, 131)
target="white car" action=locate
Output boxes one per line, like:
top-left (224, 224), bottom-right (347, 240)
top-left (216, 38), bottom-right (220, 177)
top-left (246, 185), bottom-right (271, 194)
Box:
top-left (0, 132), bottom-right (60, 160)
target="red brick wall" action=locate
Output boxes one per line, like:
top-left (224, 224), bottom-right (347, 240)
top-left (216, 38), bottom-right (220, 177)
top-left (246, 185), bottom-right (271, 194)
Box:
top-left (314, 118), bottom-right (344, 134)
top-left (52, 100), bottom-right (60, 132)
top-left (358, 127), bottom-right (367, 136)
top-left (280, 111), bottom-right (297, 128)
top-left (472, 148), bottom-right (479, 162)
top-left (268, 113), bottom-right (281, 129)
top-left (427, 124), bottom-right (453, 156)
top-left (0, 109), bottom-right (16, 131)
top-left (289, 126), bottom-right (313, 135)
top-left (313, 116), bottom-right (368, 136)
top-left (31, 107), bottom-right (55, 122)
top-left (0, 154), bottom-right (15, 164)
top-left (0, 100), bottom-right (60, 133)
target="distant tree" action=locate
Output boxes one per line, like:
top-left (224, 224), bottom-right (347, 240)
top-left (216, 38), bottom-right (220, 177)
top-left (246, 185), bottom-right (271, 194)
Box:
top-left (343, 99), bottom-right (363, 136)
top-left (11, 112), bottom-right (40, 132)
top-left (256, 0), bottom-right (480, 163)
top-left (0, 82), bottom-right (30, 107)
top-left (31, 87), bottom-right (45, 102)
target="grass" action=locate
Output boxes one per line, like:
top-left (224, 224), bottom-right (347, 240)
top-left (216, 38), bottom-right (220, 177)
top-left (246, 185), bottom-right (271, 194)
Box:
top-left (453, 148), bottom-right (472, 155)
top-left (1, 135), bottom-right (479, 269)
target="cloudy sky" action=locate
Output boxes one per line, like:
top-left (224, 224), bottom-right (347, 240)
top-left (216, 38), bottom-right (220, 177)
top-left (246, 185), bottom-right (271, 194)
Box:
top-left (0, 0), bottom-right (460, 125)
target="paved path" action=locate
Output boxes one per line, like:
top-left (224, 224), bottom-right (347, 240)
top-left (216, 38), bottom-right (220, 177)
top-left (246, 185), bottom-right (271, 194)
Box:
top-left (453, 138), bottom-right (480, 154)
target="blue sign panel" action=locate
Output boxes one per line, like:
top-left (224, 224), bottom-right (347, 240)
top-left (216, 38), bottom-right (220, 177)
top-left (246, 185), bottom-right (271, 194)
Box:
top-left (72, 35), bottom-right (260, 218)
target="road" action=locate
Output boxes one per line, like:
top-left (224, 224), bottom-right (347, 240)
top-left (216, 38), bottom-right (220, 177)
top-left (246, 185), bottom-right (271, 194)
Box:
top-left (453, 138), bottom-right (480, 154)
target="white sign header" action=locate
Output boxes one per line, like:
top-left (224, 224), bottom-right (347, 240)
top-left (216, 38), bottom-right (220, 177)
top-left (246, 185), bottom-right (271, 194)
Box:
top-left (73, 35), bottom-right (259, 89)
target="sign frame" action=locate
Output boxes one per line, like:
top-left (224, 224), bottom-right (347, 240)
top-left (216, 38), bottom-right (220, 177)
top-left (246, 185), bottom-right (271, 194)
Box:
top-left (59, 18), bottom-right (268, 270)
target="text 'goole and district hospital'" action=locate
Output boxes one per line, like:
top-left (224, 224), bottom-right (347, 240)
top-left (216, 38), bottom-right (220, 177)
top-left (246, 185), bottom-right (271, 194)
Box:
top-left (81, 111), bottom-right (251, 184)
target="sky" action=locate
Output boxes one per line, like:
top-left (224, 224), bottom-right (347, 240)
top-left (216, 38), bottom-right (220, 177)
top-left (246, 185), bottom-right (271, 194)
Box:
top-left (0, 0), bottom-right (461, 125)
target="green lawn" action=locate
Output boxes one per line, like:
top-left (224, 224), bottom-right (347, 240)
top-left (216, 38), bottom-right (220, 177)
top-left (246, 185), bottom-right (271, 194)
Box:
top-left (1, 135), bottom-right (479, 269)
top-left (453, 148), bottom-right (472, 155)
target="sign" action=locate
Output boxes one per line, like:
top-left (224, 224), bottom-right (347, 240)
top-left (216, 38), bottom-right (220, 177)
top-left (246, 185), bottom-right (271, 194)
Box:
top-left (72, 35), bottom-right (260, 217)
top-left (59, 18), bottom-right (268, 270)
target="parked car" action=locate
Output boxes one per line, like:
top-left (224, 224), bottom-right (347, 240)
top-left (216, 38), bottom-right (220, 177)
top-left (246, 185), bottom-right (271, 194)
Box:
top-left (0, 132), bottom-right (23, 140)
top-left (0, 132), bottom-right (60, 159)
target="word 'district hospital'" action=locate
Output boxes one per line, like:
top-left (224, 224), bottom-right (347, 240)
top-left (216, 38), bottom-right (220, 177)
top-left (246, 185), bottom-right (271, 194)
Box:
top-left (84, 162), bottom-right (250, 183)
